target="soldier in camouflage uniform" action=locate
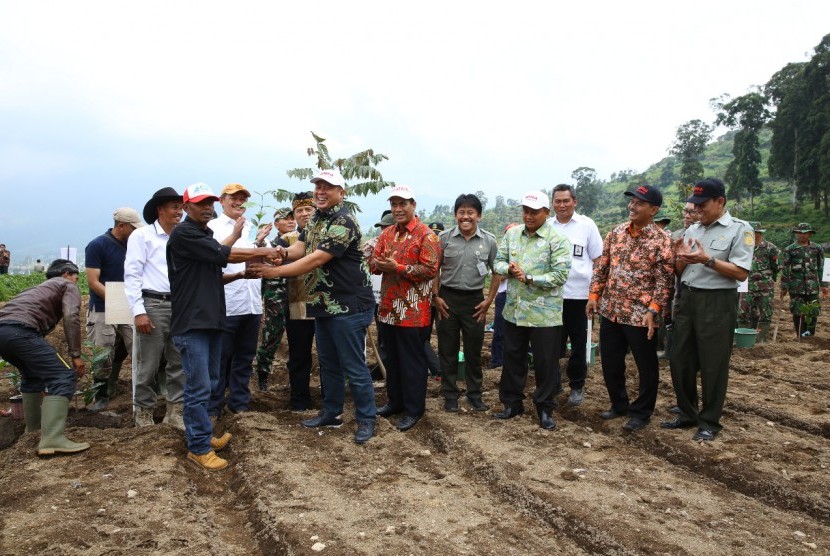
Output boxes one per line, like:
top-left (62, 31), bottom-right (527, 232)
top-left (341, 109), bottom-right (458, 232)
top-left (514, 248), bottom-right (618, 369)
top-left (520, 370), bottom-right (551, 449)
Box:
top-left (254, 207), bottom-right (296, 390)
top-left (737, 222), bottom-right (780, 343)
top-left (780, 223), bottom-right (829, 337)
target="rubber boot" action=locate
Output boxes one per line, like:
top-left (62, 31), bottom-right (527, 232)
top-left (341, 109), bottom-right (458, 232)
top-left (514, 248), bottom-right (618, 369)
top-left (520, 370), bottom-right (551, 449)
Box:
top-left (22, 392), bottom-right (41, 433)
top-left (757, 323), bottom-right (770, 344)
top-left (37, 396), bottom-right (90, 456)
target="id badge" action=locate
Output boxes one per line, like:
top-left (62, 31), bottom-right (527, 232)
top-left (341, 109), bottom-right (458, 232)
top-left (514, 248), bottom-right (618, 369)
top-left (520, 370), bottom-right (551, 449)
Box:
top-left (477, 261), bottom-right (488, 276)
top-left (573, 244), bottom-right (584, 258)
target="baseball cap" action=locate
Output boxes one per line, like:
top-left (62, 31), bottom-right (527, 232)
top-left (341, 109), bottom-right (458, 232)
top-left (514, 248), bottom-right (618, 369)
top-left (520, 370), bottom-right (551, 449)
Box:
top-left (520, 191), bottom-right (549, 210)
top-left (310, 169), bottom-right (346, 188)
top-left (686, 178), bottom-right (725, 204)
top-left (624, 185), bottom-right (663, 207)
top-left (221, 183), bottom-right (251, 197)
top-left (113, 207), bottom-right (144, 228)
top-left (387, 185), bottom-right (415, 200)
top-left (183, 183), bottom-right (220, 204)
top-left (428, 222), bottom-right (445, 233)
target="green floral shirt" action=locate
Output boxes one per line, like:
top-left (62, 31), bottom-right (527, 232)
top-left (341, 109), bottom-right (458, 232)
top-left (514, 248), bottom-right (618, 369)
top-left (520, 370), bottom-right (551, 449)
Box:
top-left (493, 221), bottom-right (571, 327)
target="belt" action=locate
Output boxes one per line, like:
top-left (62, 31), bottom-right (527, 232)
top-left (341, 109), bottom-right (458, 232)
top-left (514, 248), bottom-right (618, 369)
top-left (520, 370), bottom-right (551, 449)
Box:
top-left (142, 290), bottom-right (172, 301)
top-left (680, 283), bottom-right (735, 293)
top-left (440, 285), bottom-right (483, 295)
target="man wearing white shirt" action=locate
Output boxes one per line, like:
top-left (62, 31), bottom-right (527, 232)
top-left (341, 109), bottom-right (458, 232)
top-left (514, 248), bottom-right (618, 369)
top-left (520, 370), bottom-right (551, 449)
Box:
top-left (550, 184), bottom-right (603, 406)
top-left (124, 187), bottom-right (185, 428)
top-left (207, 183), bottom-right (268, 417)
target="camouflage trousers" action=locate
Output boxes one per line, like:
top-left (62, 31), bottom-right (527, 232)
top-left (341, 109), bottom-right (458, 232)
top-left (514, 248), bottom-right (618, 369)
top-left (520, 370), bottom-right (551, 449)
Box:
top-left (255, 288), bottom-right (287, 375)
top-left (737, 291), bottom-right (774, 327)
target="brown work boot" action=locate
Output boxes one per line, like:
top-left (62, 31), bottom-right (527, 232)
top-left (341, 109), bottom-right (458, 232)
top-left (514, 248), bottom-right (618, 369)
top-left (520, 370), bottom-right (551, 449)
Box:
top-left (163, 402), bottom-right (185, 431)
top-left (187, 450), bottom-right (228, 470)
top-left (134, 407), bottom-right (155, 427)
top-left (210, 432), bottom-right (232, 452)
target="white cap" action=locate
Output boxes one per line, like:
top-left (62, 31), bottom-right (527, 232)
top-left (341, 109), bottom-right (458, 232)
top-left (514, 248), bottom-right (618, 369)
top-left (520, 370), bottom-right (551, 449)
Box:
top-left (310, 169), bottom-right (346, 188)
top-left (387, 184), bottom-right (415, 200)
top-left (520, 190), bottom-right (549, 210)
top-left (183, 183), bottom-right (220, 204)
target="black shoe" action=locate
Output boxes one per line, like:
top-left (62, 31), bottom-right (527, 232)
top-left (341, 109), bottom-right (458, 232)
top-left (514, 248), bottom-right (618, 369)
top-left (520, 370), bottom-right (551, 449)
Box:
top-left (301, 412), bottom-right (343, 428)
top-left (668, 405), bottom-right (681, 414)
top-left (692, 428), bottom-right (716, 442)
top-left (493, 406), bottom-right (524, 420)
top-left (396, 415), bottom-right (421, 431)
top-left (376, 404), bottom-right (402, 418)
top-left (599, 408), bottom-right (628, 420)
top-left (567, 388), bottom-right (584, 406)
top-left (444, 398), bottom-right (459, 413)
top-left (622, 417), bottom-right (648, 431)
top-left (660, 417), bottom-right (696, 430)
top-left (257, 371), bottom-right (269, 392)
top-left (536, 407), bottom-right (556, 430)
top-left (354, 420), bottom-right (375, 444)
top-left (466, 396), bottom-right (489, 412)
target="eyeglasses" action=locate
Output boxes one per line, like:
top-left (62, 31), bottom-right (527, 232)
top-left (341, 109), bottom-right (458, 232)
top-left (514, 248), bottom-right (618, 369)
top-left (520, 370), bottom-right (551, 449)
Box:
top-left (682, 209), bottom-right (699, 215)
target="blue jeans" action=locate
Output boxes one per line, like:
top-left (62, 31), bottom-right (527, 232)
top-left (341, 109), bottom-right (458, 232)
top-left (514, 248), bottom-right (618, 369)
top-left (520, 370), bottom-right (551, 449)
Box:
top-left (0, 323), bottom-right (76, 398)
top-left (314, 308), bottom-right (376, 422)
top-left (173, 330), bottom-right (222, 455)
top-left (210, 313), bottom-right (261, 416)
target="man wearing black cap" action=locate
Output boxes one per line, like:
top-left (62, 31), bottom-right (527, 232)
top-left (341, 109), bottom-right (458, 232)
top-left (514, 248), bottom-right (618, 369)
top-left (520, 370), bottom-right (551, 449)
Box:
top-left (587, 185), bottom-right (674, 432)
top-left (662, 178), bottom-right (753, 442)
top-left (125, 187), bottom-right (186, 428)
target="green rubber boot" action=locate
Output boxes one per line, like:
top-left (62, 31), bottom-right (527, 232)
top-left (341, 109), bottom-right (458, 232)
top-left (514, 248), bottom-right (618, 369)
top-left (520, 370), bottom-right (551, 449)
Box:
top-left (37, 396), bottom-right (90, 456)
top-left (757, 323), bottom-right (771, 344)
top-left (22, 392), bottom-right (42, 433)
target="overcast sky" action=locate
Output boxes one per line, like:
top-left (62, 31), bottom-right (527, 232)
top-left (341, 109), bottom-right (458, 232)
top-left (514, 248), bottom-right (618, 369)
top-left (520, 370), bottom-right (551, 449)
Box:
top-left (1, 1), bottom-right (829, 265)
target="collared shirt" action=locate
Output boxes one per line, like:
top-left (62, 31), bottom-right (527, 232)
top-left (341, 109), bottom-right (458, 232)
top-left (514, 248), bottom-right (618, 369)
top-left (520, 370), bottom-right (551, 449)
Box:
top-left (124, 221), bottom-right (173, 318)
top-left (371, 217), bottom-right (441, 327)
top-left (300, 203), bottom-right (374, 318)
top-left (437, 225), bottom-right (498, 291)
top-left (167, 219), bottom-right (231, 336)
top-left (493, 221), bottom-right (571, 327)
top-left (781, 241), bottom-right (827, 295)
top-left (589, 222), bottom-right (674, 327)
top-left (85, 229), bottom-right (128, 312)
top-left (207, 214), bottom-right (263, 316)
top-left (681, 212), bottom-right (754, 289)
top-left (278, 230), bottom-right (312, 320)
top-left (550, 213), bottom-right (603, 300)
top-left (747, 240), bottom-right (780, 293)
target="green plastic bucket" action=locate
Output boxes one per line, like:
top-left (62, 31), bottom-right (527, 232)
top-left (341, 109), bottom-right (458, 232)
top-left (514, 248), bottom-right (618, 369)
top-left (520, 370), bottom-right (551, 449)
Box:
top-left (734, 328), bottom-right (757, 348)
top-left (457, 351), bottom-right (466, 380)
top-left (589, 342), bottom-right (598, 365)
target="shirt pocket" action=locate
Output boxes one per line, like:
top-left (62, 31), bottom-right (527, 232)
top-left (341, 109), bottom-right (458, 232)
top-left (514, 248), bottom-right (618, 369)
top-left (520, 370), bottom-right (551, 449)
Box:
top-left (444, 247), bottom-right (461, 260)
top-left (709, 239), bottom-right (730, 252)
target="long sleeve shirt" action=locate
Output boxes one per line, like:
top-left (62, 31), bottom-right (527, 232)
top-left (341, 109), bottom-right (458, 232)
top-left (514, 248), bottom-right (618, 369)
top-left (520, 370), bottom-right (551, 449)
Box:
top-left (124, 221), bottom-right (173, 317)
top-left (493, 221), bottom-right (571, 327)
top-left (781, 241), bottom-right (827, 296)
top-left (371, 217), bottom-right (441, 327)
top-left (589, 221), bottom-right (674, 327)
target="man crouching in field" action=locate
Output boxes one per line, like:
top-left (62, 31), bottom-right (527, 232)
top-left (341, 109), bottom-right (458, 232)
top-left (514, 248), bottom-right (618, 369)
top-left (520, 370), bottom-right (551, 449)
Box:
top-left (0, 260), bottom-right (90, 456)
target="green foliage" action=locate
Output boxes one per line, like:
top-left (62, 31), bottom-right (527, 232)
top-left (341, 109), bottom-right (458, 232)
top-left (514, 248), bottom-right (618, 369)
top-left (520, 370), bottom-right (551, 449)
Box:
top-left (78, 341), bottom-right (111, 406)
top-left (798, 300), bottom-right (821, 331)
top-left (670, 119), bottom-right (714, 199)
top-left (1, 358), bottom-right (20, 394)
top-left (0, 272), bottom-right (87, 302)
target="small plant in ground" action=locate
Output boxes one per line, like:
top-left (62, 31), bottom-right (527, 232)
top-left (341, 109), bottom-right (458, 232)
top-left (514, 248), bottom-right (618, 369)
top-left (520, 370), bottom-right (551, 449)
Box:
top-left (798, 299), bottom-right (821, 337)
top-left (77, 341), bottom-right (111, 406)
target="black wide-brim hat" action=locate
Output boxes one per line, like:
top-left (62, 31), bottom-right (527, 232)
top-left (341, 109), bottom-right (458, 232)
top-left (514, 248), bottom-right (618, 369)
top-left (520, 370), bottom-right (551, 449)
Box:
top-left (143, 187), bottom-right (183, 224)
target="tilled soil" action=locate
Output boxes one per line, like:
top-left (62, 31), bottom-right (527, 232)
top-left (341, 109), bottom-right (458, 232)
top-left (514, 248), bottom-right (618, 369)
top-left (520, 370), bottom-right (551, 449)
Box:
top-left (1, 303), bottom-right (828, 555)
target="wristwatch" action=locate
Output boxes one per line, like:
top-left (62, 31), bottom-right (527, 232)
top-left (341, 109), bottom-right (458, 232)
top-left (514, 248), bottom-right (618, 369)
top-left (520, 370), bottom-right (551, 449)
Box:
top-left (525, 274), bottom-right (533, 285)
top-left (647, 308), bottom-right (658, 316)
top-left (704, 257), bottom-right (716, 268)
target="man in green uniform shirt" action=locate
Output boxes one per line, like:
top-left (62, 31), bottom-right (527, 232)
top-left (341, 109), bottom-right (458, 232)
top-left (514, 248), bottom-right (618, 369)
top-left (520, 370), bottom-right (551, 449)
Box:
top-left (663, 178), bottom-right (753, 442)
top-left (737, 222), bottom-right (780, 343)
top-left (780, 223), bottom-right (828, 337)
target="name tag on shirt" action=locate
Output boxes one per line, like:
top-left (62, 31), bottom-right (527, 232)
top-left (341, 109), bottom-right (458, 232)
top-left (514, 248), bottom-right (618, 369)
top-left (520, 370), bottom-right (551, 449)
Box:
top-left (573, 244), bottom-right (584, 258)
top-left (477, 261), bottom-right (488, 276)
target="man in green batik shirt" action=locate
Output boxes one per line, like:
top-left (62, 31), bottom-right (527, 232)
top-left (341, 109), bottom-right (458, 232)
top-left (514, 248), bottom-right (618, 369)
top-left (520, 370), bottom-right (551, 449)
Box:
top-left (737, 221), bottom-right (780, 343)
top-left (780, 222), bottom-right (828, 337)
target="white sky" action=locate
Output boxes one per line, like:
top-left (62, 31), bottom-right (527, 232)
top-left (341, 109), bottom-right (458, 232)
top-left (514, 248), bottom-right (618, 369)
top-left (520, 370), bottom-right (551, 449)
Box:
top-left (1, 1), bottom-right (829, 262)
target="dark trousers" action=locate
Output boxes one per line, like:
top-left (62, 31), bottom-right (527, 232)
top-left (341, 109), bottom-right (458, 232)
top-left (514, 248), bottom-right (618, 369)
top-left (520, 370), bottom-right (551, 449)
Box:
top-left (670, 288), bottom-right (737, 433)
top-left (286, 318), bottom-right (316, 410)
top-left (0, 323), bottom-right (76, 398)
top-left (210, 313), bottom-right (261, 415)
top-left (437, 286), bottom-right (485, 401)
top-left (490, 291), bottom-right (507, 366)
top-left (558, 299), bottom-right (589, 390)
top-left (378, 322), bottom-right (430, 418)
top-left (599, 317), bottom-right (659, 421)
top-left (499, 320), bottom-right (561, 411)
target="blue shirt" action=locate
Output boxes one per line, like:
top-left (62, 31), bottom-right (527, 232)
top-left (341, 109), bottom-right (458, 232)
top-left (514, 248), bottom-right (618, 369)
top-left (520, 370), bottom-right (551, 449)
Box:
top-left (84, 229), bottom-right (128, 312)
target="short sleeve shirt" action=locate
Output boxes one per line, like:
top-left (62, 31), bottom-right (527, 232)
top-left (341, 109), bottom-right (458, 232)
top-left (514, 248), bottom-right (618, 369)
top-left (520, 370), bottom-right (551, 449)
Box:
top-left (681, 212), bottom-right (754, 289)
top-left (550, 213), bottom-right (603, 300)
top-left (299, 203), bottom-right (374, 318)
top-left (85, 229), bottom-right (128, 311)
top-left (437, 226), bottom-right (498, 291)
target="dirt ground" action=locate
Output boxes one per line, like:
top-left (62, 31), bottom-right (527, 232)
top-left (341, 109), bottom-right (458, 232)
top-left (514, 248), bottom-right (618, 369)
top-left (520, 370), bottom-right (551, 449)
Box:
top-left (1, 298), bottom-right (829, 555)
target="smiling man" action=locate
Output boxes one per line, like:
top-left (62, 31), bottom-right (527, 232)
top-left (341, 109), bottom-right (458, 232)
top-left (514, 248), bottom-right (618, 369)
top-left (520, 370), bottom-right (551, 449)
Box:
top-left (492, 191), bottom-right (571, 430)
top-left (434, 193), bottom-right (500, 413)
top-left (587, 185), bottom-right (674, 433)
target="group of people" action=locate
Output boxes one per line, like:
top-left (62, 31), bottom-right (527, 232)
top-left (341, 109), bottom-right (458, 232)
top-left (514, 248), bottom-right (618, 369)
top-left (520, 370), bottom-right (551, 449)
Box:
top-left (0, 173), bottom-right (827, 469)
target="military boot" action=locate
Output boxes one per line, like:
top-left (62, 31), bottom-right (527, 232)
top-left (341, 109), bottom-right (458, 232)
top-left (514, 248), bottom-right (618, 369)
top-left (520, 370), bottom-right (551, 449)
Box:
top-left (22, 392), bottom-right (41, 433)
top-left (37, 396), bottom-right (90, 456)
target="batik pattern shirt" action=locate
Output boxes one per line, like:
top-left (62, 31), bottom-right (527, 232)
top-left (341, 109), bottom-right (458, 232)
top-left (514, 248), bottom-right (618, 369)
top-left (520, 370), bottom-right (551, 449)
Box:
top-left (747, 240), bottom-right (780, 294)
top-left (371, 217), bottom-right (441, 327)
top-left (589, 222), bottom-right (674, 327)
top-left (300, 204), bottom-right (374, 318)
top-left (781, 242), bottom-right (827, 297)
top-left (493, 221), bottom-right (571, 327)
